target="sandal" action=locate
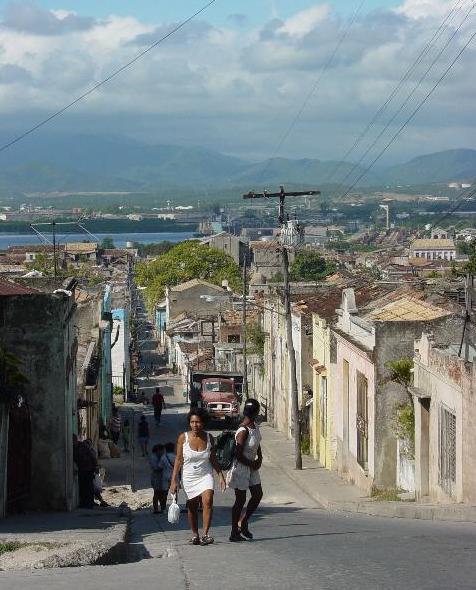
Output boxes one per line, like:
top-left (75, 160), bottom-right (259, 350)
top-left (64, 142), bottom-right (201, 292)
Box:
top-left (200, 535), bottom-right (214, 546)
top-left (189, 536), bottom-right (200, 545)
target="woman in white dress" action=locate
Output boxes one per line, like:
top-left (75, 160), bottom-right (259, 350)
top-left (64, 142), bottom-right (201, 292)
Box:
top-left (170, 408), bottom-right (226, 546)
top-left (227, 399), bottom-right (263, 542)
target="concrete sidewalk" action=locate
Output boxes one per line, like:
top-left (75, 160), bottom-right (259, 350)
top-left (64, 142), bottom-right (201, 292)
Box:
top-left (0, 507), bottom-right (129, 570)
top-left (260, 422), bottom-right (476, 524)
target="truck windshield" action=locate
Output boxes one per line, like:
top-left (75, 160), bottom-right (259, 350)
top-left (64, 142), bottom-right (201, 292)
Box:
top-left (204, 381), bottom-right (233, 393)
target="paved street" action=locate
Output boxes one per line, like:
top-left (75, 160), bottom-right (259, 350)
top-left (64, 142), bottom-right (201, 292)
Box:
top-left (3, 308), bottom-right (476, 589)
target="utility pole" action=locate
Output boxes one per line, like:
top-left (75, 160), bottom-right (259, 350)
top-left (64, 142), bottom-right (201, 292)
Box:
top-left (243, 186), bottom-right (320, 470)
top-left (242, 252), bottom-right (249, 399)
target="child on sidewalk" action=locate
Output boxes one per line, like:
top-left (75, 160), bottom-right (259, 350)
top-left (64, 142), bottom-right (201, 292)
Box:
top-left (150, 443), bottom-right (165, 514)
top-left (159, 442), bottom-right (177, 509)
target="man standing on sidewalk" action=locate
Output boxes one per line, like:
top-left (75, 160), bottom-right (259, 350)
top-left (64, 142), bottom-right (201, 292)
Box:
top-left (152, 387), bottom-right (166, 425)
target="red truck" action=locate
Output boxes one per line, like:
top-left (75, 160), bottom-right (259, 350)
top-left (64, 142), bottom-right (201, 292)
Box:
top-left (190, 371), bottom-right (242, 424)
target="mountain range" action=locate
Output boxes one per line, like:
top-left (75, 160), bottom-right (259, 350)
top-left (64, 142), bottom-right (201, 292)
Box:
top-left (0, 133), bottom-right (474, 193)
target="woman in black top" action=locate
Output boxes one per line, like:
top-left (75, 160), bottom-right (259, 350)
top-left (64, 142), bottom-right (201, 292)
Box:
top-left (138, 415), bottom-right (150, 457)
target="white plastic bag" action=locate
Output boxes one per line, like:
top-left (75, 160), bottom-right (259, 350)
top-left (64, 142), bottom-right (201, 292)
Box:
top-left (167, 493), bottom-right (180, 524)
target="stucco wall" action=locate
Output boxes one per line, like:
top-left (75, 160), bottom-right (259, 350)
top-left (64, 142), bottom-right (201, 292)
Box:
top-left (414, 334), bottom-right (476, 503)
top-left (0, 292), bottom-right (76, 512)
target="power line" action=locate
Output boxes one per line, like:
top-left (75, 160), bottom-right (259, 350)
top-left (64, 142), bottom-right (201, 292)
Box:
top-left (337, 31), bottom-right (476, 201)
top-left (336, 2), bottom-right (475, 193)
top-left (326, 0), bottom-right (467, 186)
top-left (0, 0), bottom-right (219, 155)
top-left (258, 0), bottom-right (366, 183)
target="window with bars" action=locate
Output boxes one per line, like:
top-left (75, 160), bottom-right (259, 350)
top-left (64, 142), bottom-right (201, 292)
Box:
top-left (439, 406), bottom-right (456, 497)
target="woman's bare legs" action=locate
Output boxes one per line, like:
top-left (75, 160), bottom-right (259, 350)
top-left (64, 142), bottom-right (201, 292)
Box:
top-left (201, 489), bottom-right (214, 536)
top-left (232, 489), bottom-right (247, 534)
top-left (187, 497), bottom-right (200, 538)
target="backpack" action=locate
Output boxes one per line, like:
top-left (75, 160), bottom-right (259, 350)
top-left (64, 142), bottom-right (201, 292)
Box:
top-left (214, 427), bottom-right (248, 471)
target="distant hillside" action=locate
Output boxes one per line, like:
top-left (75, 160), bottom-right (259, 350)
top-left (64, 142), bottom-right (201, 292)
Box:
top-left (385, 149), bottom-right (476, 185)
top-left (0, 133), bottom-right (474, 193)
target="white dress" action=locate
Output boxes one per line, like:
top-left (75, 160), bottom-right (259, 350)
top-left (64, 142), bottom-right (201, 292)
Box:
top-left (182, 432), bottom-right (214, 500)
top-left (227, 425), bottom-right (262, 491)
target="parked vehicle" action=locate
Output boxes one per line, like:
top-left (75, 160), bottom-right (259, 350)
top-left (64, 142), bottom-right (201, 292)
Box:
top-left (190, 371), bottom-right (243, 424)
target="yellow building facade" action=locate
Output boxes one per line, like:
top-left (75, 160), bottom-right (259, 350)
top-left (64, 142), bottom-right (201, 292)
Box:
top-left (311, 312), bottom-right (336, 469)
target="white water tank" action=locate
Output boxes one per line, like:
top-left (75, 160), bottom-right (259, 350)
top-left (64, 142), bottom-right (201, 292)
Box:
top-left (126, 241), bottom-right (134, 249)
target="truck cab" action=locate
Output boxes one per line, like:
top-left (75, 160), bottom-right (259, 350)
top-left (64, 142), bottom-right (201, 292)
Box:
top-left (190, 373), bottom-right (242, 423)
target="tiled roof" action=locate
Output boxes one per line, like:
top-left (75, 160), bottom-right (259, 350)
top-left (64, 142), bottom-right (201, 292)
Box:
top-left (249, 240), bottom-right (280, 250)
top-left (366, 296), bottom-right (451, 322)
top-left (8, 245), bottom-right (64, 253)
top-left (0, 278), bottom-right (39, 296)
top-left (411, 239), bottom-right (455, 250)
top-left (65, 242), bottom-right (98, 253)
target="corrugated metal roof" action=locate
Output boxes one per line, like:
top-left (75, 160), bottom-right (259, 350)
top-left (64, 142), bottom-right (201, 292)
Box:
top-left (366, 296), bottom-right (451, 322)
top-left (0, 278), bottom-right (39, 296)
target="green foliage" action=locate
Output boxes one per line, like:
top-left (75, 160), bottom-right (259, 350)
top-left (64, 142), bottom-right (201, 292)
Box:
top-left (113, 386), bottom-right (124, 396)
top-left (0, 542), bottom-right (22, 555)
top-left (394, 402), bottom-right (415, 457)
top-left (290, 251), bottom-right (336, 281)
top-left (135, 241), bottom-right (242, 308)
top-left (247, 323), bottom-right (266, 357)
top-left (136, 241), bottom-right (175, 257)
top-left (370, 487), bottom-right (402, 502)
top-left (300, 434), bottom-right (311, 455)
top-left (100, 236), bottom-right (115, 249)
top-left (427, 270), bottom-right (440, 278)
top-left (30, 252), bottom-right (54, 275)
top-left (386, 358), bottom-right (413, 388)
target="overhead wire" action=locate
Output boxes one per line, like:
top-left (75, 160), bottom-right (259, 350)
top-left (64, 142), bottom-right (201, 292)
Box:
top-left (335, 30), bottom-right (476, 201)
top-left (256, 0), bottom-right (366, 186)
top-left (335, 2), bottom-right (475, 193)
top-left (326, 0), bottom-right (467, 186)
top-left (0, 0), bottom-right (219, 155)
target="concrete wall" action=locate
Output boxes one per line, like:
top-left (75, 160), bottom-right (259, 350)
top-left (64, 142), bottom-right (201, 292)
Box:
top-left (413, 333), bottom-right (476, 504)
top-left (335, 333), bottom-right (376, 493)
top-left (204, 234), bottom-right (248, 266)
top-left (0, 292), bottom-right (76, 512)
top-left (166, 284), bottom-right (229, 322)
top-left (312, 315), bottom-right (337, 469)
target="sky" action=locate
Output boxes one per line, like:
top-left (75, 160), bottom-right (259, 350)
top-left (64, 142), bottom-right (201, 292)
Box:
top-left (0, 0), bottom-right (473, 164)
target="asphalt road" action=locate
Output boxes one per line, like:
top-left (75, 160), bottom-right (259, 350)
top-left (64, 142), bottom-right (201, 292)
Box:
top-left (4, 310), bottom-right (476, 589)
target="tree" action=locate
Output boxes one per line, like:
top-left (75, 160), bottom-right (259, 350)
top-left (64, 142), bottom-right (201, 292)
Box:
top-left (137, 241), bottom-right (175, 257)
top-left (29, 252), bottom-right (54, 275)
top-left (100, 237), bottom-right (115, 249)
top-left (290, 251), bottom-right (336, 281)
top-left (135, 241), bottom-right (242, 308)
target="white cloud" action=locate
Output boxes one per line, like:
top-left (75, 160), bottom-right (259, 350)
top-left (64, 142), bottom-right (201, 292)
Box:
top-left (277, 4), bottom-right (330, 37)
top-left (0, 1), bottom-right (472, 163)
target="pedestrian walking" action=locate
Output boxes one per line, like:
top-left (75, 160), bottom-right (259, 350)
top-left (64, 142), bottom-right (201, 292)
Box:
top-left (150, 444), bottom-right (165, 513)
top-left (84, 439), bottom-right (109, 507)
top-left (159, 441), bottom-right (176, 507)
top-left (73, 435), bottom-right (97, 509)
top-left (152, 387), bottom-right (166, 425)
top-left (110, 407), bottom-right (122, 445)
top-left (138, 415), bottom-right (150, 456)
top-left (227, 398), bottom-right (263, 542)
top-left (169, 408), bottom-right (226, 546)
top-left (122, 418), bottom-right (131, 453)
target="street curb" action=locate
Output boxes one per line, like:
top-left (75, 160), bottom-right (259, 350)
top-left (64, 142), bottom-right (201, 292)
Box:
top-left (262, 437), bottom-right (476, 524)
top-left (327, 500), bottom-right (476, 523)
top-left (1, 506), bottom-right (132, 571)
